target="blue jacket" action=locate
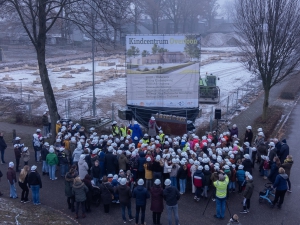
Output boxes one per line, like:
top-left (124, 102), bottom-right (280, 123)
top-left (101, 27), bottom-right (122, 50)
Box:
top-left (130, 124), bottom-right (143, 140)
top-left (138, 152), bottom-right (146, 172)
top-left (273, 174), bottom-right (288, 191)
top-left (236, 169), bottom-right (245, 182)
top-left (133, 185), bottom-right (150, 206)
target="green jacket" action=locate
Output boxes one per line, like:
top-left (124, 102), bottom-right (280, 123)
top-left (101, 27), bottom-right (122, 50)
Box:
top-left (214, 175), bottom-right (229, 198)
top-left (46, 152), bottom-right (58, 166)
top-left (243, 179), bottom-right (254, 199)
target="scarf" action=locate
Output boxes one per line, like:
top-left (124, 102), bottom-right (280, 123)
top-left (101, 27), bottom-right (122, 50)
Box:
top-left (149, 120), bottom-right (155, 129)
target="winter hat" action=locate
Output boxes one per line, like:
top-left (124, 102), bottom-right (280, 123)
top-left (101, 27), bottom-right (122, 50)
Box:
top-left (138, 179), bottom-right (144, 185)
top-left (204, 165), bottom-right (210, 171)
top-left (164, 179), bottom-right (171, 186)
top-left (31, 165), bottom-right (37, 171)
top-left (80, 154), bottom-right (86, 160)
top-left (120, 178), bottom-right (127, 185)
top-left (154, 179), bottom-right (161, 185)
top-left (9, 162), bottom-right (14, 168)
top-left (244, 154), bottom-right (250, 159)
top-left (238, 165), bottom-right (244, 169)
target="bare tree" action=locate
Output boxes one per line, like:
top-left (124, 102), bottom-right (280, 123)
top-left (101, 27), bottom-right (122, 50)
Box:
top-left (129, 0), bottom-right (144, 34)
top-left (162, 0), bottom-right (182, 33)
top-left (142, 0), bottom-right (164, 34)
top-left (235, 0), bottom-right (300, 121)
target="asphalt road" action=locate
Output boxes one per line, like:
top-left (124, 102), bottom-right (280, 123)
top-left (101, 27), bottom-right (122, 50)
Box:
top-left (0, 103), bottom-right (299, 225)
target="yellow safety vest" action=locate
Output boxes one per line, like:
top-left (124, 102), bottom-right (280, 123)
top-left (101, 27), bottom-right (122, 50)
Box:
top-left (159, 133), bottom-right (165, 144)
top-left (214, 176), bottom-right (229, 198)
top-left (120, 127), bottom-right (127, 137)
top-left (112, 126), bottom-right (120, 135)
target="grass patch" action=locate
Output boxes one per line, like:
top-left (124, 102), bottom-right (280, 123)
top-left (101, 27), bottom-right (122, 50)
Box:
top-left (252, 106), bottom-right (283, 139)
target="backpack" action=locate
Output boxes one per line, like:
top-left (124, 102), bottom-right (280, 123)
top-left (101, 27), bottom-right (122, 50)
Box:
top-left (193, 175), bottom-right (203, 188)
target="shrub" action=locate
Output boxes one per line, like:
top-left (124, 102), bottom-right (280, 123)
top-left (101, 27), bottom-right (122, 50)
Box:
top-left (152, 68), bottom-right (155, 70)
top-left (143, 67), bottom-right (149, 71)
top-left (157, 66), bottom-right (162, 69)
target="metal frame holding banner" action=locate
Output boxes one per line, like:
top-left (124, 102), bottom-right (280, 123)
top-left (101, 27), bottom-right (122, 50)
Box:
top-left (125, 34), bottom-right (201, 109)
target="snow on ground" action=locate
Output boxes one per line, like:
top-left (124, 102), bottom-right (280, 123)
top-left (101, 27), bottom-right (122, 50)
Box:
top-left (202, 47), bottom-right (240, 52)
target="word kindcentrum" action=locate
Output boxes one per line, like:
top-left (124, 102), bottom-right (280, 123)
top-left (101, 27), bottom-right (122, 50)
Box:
top-left (128, 38), bottom-right (198, 45)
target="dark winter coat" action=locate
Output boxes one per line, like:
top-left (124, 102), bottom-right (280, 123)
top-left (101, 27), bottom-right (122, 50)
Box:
top-left (42, 114), bottom-right (48, 126)
top-left (281, 160), bottom-right (293, 177)
top-left (203, 169), bottom-right (212, 186)
top-left (243, 179), bottom-right (254, 199)
top-left (7, 167), bottom-right (16, 184)
top-left (91, 165), bottom-right (101, 179)
top-left (278, 143), bottom-right (289, 164)
top-left (64, 172), bottom-right (75, 197)
top-left (28, 171), bottom-right (42, 188)
top-left (163, 185), bottom-right (180, 206)
top-left (273, 173), bottom-right (288, 191)
top-left (268, 148), bottom-right (277, 163)
top-left (133, 185), bottom-right (150, 206)
top-left (242, 159), bottom-right (252, 174)
top-left (0, 136), bottom-right (7, 151)
top-left (150, 185), bottom-right (164, 213)
top-left (138, 152), bottom-right (146, 172)
top-left (268, 163), bottom-right (279, 183)
top-left (244, 130), bottom-right (253, 144)
top-left (104, 152), bottom-right (118, 174)
top-left (14, 148), bottom-right (21, 159)
top-left (72, 180), bottom-right (88, 202)
top-left (116, 184), bottom-right (132, 204)
top-left (228, 127), bottom-right (239, 138)
top-left (41, 147), bottom-right (49, 161)
top-left (118, 153), bottom-right (128, 171)
top-left (177, 166), bottom-right (188, 180)
top-left (100, 182), bottom-right (114, 205)
top-left (152, 161), bottom-right (163, 173)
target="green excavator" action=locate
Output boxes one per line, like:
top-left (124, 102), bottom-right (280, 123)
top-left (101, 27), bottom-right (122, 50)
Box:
top-left (199, 73), bottom-right (220, 104)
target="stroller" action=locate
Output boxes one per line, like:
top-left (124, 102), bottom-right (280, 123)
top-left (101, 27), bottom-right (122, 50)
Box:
top-left (91, 185), bottom-right (101, 207)
top-left (259, 183), bottom-right (275, 207)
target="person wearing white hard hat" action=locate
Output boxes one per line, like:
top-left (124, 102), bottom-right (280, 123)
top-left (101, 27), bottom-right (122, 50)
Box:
top-left (42, 111), bottom-right (49, 138)
top-left (133, 179), bottom-right (150, 225)
top-left (148, 116), bottom-right (161, 138)
top-left (47, 146), bottom-right (59, 180)
top-left (202, 165), bottom-right (212, 198)
top-left (7, 162), bottom-right (18, 199)
top-left (163, 178), bottom-right (181, 225)
top-left (244, 126), bottom-right (253, 146)
top-left (254, 131), bottom-right (266, 165)
top-left (32, 133), bottom-right (41, 162)
top-left (22, 147), bottom-right (30, 166)
top-left (193, 165), bottom-right (204, 202)
top-left (240, 173), bottom-right (254, 214)
top-left (242, 154), bottom-right (252, 175)
top-left (28, 165), bottom-right (43, 205)
top-left (150, 179), bottom-right (164, 225)
top-left (177, 161), bottom-right (188, 194)
top-left (236, 165), bottom-right (246, 193)
top-left (213, 170), bottom-right (229, 219)
top-left (228, 124), bottom-right (239, 142)
top-left (58, 147), bottom-right (69, 177)
top-left (13, 143), bottom-right (21, 172)
top-left (144, 157), bottom-right (153, 190)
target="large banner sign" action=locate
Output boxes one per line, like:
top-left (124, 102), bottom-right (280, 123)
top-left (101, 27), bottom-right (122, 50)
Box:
top-left (126, 35), bottom-right (200, 108)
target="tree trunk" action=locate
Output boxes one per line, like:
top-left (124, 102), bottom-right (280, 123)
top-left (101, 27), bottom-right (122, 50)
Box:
top-left (38, 1), bottom-right (59, 143)
top-left (262, 89), bottom-right (270, 122)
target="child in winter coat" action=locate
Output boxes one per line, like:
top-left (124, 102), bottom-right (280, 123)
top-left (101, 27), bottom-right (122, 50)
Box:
top-left (22, 147), bottom-right (30, 166)
top-left (193, 165), bottom-right (204, 202)
top-left (261, 156), bottom-right (270, 179)
top-left (202, 165), bottom-right (212, 198)
top-left (169, 159), bottom-right (180, 189)
top-left (236, 165), bottom-right (246, 193)
top-left (144, 157), bottom-right (153, 190)
top-left (281, 155), bottom-right (293, 192)
top-left (229, 165), bottom-right (237, 192)
top-left (111, 175), bottom-right (119, 203)
top-left (240, 173), bottom-right (254, 213)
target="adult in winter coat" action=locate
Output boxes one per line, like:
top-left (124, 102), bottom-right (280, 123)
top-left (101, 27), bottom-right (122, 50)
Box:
top-left (7, 162), bottom-right (17, 198)
top-left (242, 154), bottom-right (252, 175)
top-left (148, 117), bottom-right (160, 138)
top-left (177, 163), bottom-right (188, 194)
top-left (281, 155), bottom-right (293, 192)
top-left (240, 173), bottom-right (254, 213)
top-left (41, 143), bottom-right (49, 175)
top-left (78, 155), bottom-right (89, 180)
top-left (272, 167), bottom-right (288, 209)
top-left (268, 142), bottom-right (277, 164)
top-left (65, 169), bottom-right (76, 212)
top-left (46, 147), bottom-right (58, 180)
top-left (228, 124), bottom-right (238, 140)
top-left (150, 179), bottom-right (164, 225)
top-left (72, 176), bottom-right (88, 219)
top-left (72, 146), bottom-right (83, 165)
top-left (0, 132), bottom-right (7, 164)
top-left (278, 139), bottom-right (289, 164)
top-left (118, 153), bottom-right (128, 171)
top-left (129, 121), bottom-right (143, 140)
top-left (100, 176), bottom-right (114, 213)
top-left (202, 165), bottom-right (212, 198)
top-left (213, 172), bottom-right (229, 219)
top-left (14, 144), bottom-right (21, 172)
top-left (18, 165), bottom-right (30, 203)
top-left (138, 152), bottom-right (146, 180)
top-left (104, 146), bottom-right (118, 175)
top-left (133, 179), bottom-right (150, 225)
top-left (91, 160), bottom-right (101, 186)
top-left (116, 178), bottom-right (134, 223)
top-left (244, 126), bottom-right (253, 146)
top-left (268, 157), bottom-right (281, 183)
top-left (28, 165), bottom-right (42, 205)
top-left (163, 179), bottom-right (181, 225)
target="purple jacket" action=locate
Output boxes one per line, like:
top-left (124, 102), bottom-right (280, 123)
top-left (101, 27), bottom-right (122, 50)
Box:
top-left (150, 185), bottom-right (164, 212)
top-left (229, 127), bottom-right (239, 137)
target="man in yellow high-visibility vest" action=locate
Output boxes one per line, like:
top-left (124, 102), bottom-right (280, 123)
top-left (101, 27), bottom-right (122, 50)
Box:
top-left (213, 171), bottom-right (229, 219)
top-left (119, 123), bottom-right (128, 138)
top-left (112, 121), bottom-right (120, 137)
top-left (159, 130), bottom-right (165, 144)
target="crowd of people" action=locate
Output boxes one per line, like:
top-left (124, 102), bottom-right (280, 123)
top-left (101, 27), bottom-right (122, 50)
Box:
top-left (0, 116), bottom-right (294, 225)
